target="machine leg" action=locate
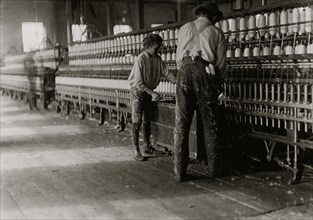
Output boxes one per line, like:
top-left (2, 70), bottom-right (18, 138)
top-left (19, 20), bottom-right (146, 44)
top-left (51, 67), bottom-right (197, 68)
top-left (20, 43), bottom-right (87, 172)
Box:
top-left (28, 94), bottom-right (33, 110)
top-left (13, 92), bottom-right (17, 100)
top-left (31, 93), bottom-right (39, 110)
top-left (55, 99), bottom-right (61, 113)
top-left (263, 140), bottom-right (276, 161)
top-left (108, 109), bottom-right (112, 120)
top-left (66, 101), bottom-right (71, 115)
top-left (90, 106), bottom-right (95, 118)
top-left (117, 112), bottom-right (126, 132)
top-left (43, 101), bottom-right (48, 110)
top-left (23, 93), bottom-right (28, 103)
top-left (289, 147), bottom-right (304, 185)
top-left (90, 105), bottom-right (94, 118)
top-left (43, 90), bottom-right (48, 110)
top-left (98, 108), bottom-right (105, 126)
top-left (290, 164), bottom-right (304, 185)
top-left (80, 105), bottom-right (86, 120)
top-left (20, 92), bottom-right (23, 101)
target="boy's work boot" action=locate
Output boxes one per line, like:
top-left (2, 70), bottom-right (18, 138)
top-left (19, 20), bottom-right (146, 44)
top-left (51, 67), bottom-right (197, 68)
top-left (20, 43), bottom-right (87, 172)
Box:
top-left (133, 146), bottom-right (145, 161)
top-left (132, 122), bottom-right (145, 161)
top-left (142, 122), bottom-right (153, 155)
top-left (142, 122), bottom-right (151, 153)
top-left (142, 122), bottom-right (164, 155)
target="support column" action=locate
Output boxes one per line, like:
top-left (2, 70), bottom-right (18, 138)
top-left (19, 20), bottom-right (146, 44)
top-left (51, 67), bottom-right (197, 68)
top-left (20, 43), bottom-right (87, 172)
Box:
top-left (66, 0), bottom-right (72, 45)
top-left (177, 1), bottom-right (187, 22)
top-left (106, 0), bottom-right (114, 35)
top-left (136, 0), bottom-right (144, 29)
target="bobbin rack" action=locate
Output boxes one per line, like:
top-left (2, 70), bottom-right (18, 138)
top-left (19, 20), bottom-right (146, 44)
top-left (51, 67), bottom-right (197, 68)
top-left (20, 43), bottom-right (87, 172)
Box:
top-left (0, 48), bottom-right (60, 109)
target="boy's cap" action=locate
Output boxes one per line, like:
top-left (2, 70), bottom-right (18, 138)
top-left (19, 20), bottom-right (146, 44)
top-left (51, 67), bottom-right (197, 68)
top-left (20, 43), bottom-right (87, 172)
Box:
top-left (142, 34), bottom-right (163, 47)
top-left (194, 1), bottom-right (223, 19)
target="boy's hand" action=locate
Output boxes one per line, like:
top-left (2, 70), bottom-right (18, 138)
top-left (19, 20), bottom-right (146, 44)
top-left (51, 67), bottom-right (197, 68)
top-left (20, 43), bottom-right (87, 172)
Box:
top-left (151, 92), bottom-right (162, 101)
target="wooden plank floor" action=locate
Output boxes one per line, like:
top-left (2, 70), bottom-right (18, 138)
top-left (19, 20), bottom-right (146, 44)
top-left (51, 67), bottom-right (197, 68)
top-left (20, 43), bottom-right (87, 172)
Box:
top-left (1, 95), bottom-right (313, 220)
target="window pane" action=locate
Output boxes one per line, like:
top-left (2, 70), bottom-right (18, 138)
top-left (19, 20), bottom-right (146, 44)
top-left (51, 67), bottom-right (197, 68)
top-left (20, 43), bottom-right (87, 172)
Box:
top-left (72, 24), bottom-right (87, 42)
top-left (113, 25), bottom-right (132, 35)
top-left (22, 22), bottom-right (46, 52)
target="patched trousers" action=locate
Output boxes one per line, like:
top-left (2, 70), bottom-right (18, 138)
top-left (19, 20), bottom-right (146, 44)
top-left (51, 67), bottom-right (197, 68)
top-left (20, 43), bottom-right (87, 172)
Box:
top-left (174, 58), bottom-right (224, 177)
top-left (130, 87), bottom-right (154, 147)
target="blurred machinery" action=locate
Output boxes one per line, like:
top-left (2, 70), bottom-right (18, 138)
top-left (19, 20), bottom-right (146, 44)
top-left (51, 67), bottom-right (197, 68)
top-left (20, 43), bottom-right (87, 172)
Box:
top-left (0, 47), bottom-right (60, 109)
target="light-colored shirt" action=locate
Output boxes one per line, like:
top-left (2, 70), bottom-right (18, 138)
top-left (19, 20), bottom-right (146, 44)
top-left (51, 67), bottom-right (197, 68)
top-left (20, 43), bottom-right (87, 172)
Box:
top-left (128, 50), bottom-right (176, 95)
top-left (176, 16), bottom-right (226, 78)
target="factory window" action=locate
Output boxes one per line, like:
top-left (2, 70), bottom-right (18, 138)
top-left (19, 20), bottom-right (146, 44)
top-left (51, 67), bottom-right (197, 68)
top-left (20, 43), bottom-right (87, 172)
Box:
top-left (72, 24), bottom-right (87, 42)
top-left (113, 25), bottom-right (132, 35)
top-left (22, 22), bottom-right (46, 52)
